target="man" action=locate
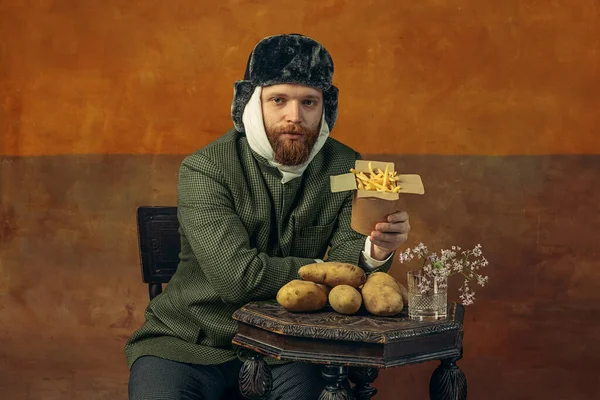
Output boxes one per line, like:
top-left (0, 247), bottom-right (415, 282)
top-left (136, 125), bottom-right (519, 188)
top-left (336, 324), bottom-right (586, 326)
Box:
top-left (126, 33), bottom-right (410, 399)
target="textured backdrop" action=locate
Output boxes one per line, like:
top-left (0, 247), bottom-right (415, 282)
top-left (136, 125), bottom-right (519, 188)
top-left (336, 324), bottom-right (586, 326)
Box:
top-left (1, 1), bottom-right (599, 399)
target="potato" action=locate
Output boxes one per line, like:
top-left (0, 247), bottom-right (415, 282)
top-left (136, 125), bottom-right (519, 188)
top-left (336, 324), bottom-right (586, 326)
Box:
top-left (298, 262), bottom-right (366, 288)
top-left (316, 283), bottom-right (332, 296)
top-left (361, 272), bottom-right (404, 316)
top-left (368, 272), bottom-right (408, 305)
top-left (328, 285), bottom-right (362, 315)
top-left (276, 280), bottom-right (328, 312)
top-left (364, 271), bottom-right (400, 289)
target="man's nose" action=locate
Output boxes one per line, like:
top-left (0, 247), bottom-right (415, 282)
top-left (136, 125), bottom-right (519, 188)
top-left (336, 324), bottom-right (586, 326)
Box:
top-left (285, 102), bottom-right (302, 123)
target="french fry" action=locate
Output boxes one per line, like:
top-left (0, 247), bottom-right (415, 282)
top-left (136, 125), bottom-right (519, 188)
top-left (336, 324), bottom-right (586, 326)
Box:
top-left (350, 162), bottom-right (401, 193)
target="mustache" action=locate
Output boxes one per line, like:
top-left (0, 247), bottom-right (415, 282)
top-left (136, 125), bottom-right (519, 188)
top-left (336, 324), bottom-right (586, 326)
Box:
top-left (272, 125), bottom-right (311, 136)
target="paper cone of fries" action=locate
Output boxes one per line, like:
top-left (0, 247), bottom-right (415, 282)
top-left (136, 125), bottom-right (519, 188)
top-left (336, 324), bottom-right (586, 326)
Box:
top-left (330, 160), bottom-right (425, 236)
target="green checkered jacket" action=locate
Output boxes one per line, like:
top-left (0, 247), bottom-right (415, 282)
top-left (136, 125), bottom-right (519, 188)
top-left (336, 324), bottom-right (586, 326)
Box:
top-left (125, 128), bottom-right (392, 367)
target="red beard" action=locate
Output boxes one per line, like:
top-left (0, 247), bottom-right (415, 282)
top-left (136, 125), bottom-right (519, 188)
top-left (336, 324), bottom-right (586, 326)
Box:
top-left (266, 124), bottom-right (320, 166)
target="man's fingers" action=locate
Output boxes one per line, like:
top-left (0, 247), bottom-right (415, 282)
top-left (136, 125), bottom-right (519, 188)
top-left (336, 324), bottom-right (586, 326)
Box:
top-left (370, 232), bottom-right (409, 245)
top-left (370, 211), bottom-right (410, 252)
top-left (375, 221), bottom-right (411, 234)
top-left (387, 211), bottom-right (409, 223)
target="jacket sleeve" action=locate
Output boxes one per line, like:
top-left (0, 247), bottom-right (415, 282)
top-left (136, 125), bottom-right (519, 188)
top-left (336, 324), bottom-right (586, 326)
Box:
top-left (325, 190), bottom-right (365, 266)
top-left (177, 153), bottom-right (316, 305)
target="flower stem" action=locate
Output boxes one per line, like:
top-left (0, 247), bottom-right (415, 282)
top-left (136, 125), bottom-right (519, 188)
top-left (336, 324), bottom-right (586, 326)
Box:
top-left (460, 270), bottom-right (473, 281)
top-left (421, 250), bottom-right (428, 269)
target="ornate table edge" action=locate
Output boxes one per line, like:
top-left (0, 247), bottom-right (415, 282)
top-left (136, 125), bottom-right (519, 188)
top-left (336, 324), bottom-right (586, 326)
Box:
top-left (232, 301), bottom-right (464, 344)
top-left (233, 333), bottom-right (462, 369)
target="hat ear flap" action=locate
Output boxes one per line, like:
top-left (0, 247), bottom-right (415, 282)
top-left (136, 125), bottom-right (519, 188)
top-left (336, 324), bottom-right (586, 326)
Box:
top-left (323, 85), bottom-right (339, 131)
top-left (231, 81), bottom-right (256, 132)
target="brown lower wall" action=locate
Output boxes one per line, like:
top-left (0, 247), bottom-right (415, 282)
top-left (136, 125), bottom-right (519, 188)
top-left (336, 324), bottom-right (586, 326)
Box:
top-left (1, 154), bottom-right (599, 399)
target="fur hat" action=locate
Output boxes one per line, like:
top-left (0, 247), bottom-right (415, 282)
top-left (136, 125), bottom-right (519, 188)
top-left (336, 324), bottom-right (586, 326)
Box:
top-left (231, 34), bottom-right (339, 133)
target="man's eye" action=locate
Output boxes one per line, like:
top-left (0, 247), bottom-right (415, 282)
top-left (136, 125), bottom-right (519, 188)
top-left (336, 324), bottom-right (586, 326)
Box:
top-left (272, 98), bottom-right (282, 104)
top-left (303, 100), bottom-right (315, 106)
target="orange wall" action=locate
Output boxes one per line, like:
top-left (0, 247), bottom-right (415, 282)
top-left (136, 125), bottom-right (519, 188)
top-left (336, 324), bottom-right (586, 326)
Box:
top-left (1, 0), bottom-right (598, 157)
top-left (1, 1), bottom-right (600, 399)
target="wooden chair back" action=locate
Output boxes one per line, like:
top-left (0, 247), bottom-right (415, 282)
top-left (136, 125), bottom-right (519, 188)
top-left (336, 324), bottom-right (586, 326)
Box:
top-left (136, 206), bottom-right (180, 300)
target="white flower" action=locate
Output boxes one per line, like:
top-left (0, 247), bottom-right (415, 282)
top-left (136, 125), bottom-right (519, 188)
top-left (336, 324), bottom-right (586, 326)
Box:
top-left (399, 241), bottom-right (490, 306)
top-left (477, 275), bottom-right (489, 287)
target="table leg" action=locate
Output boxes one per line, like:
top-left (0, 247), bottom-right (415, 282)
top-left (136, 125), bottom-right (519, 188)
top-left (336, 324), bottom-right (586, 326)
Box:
top-left (348, 367), bottom-right (379, 399)
top-left (429, 350), bottom-right (467, 400)
top-left (318, 365), bottom-right (351, 400)
top-left (237, 348), bottom-right (273, 399)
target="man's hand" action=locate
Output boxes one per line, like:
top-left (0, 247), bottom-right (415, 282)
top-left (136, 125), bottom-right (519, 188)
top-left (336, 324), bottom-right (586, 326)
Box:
top-left (369, 211), bottom-right (410, 261)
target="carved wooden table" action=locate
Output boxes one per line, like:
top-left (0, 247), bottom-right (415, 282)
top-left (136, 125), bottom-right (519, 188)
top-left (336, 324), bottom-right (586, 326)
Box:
top-left (232, 300), bottom-right (466, 400)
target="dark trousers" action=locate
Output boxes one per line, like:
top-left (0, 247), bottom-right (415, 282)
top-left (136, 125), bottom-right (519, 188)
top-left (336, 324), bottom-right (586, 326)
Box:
top-left (128, 355), bottom-right (329, 400)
